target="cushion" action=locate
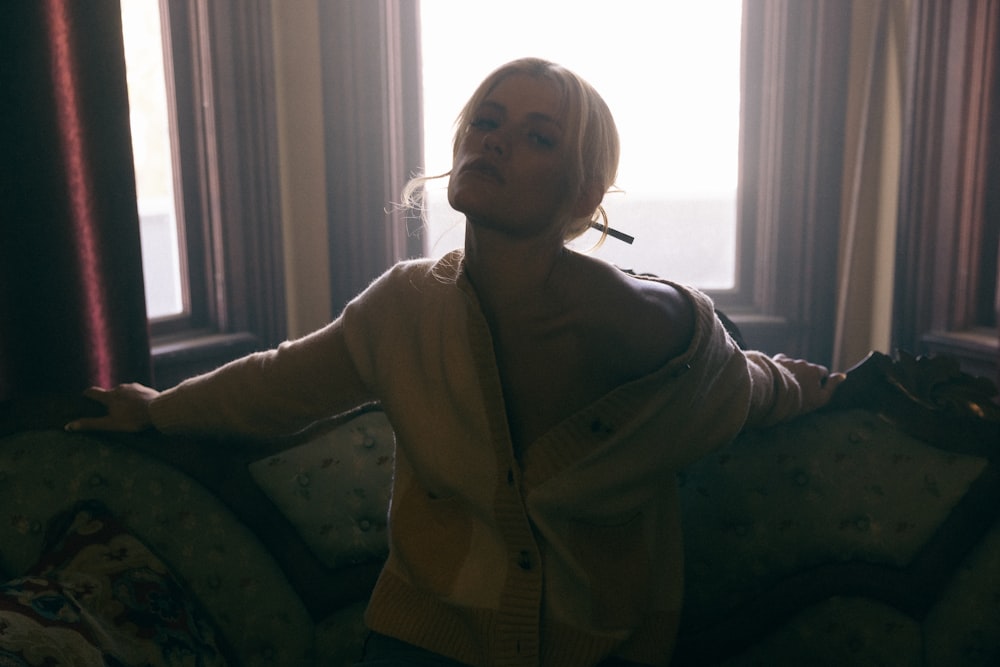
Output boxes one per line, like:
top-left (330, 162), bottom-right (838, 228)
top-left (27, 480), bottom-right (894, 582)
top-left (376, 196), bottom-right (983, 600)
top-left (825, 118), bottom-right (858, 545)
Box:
top-left (680, 409), bottom-right (988, 614)
top-left (248, 410), bottom-right (393, 569)
top-left (675, 405), bottom-right (1000, 665)
top-left (0, 500), bottom-right (228, 666)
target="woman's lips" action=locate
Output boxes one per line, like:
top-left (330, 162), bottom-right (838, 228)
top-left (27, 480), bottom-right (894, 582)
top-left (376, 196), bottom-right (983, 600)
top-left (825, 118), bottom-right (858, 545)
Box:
top-left (462, 158), bottom-right (505, 183)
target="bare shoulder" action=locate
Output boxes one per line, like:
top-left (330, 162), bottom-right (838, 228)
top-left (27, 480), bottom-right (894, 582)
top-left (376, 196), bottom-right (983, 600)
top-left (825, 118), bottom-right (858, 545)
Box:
top-left (566, 254), bottom-right (695, 372)
top-left (619, 267), bottom-right (695, 362)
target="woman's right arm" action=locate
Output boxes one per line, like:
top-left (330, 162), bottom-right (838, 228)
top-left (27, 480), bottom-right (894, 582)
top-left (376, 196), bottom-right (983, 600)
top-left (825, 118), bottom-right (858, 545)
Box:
top-left (63, 261), bottom-right (418, 438)
top-left (65, 316), bottom-right (376, 439)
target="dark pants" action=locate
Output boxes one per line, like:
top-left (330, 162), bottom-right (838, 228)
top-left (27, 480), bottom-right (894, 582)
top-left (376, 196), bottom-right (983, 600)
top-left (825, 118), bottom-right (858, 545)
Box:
top-left (353, 633), bottom-right (470, 666)
top-left (353, 632), bottom-right (655, 666)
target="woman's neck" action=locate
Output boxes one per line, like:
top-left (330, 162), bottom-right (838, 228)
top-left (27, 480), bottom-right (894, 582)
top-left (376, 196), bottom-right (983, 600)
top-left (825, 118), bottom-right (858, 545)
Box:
top-left (462, 223), bottom-right (570, 311)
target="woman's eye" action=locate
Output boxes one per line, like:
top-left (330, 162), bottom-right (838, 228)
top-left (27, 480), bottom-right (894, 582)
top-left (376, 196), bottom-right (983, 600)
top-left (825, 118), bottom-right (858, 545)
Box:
top-left (470, 117), bottom-right (498, 131)
top-left (528, 132), bottom-right (555, 148)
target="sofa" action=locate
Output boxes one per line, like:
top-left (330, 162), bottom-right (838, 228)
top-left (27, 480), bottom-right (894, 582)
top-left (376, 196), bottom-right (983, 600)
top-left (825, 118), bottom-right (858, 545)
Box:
top-left (0, 350), bottom-right (997, 666)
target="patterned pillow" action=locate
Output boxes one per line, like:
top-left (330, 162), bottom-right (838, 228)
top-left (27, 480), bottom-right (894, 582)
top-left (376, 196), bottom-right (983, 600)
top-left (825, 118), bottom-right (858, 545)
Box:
top-left (0, 500), bottom-right (230, 666)
top-left (248, 410), bottom-right (394, 569)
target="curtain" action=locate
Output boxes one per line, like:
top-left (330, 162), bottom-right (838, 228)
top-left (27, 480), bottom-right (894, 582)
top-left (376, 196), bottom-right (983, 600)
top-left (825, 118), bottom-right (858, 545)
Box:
top-left (0, 0), bottom-right (151, 403)
top-left (832, 0), bottom-right (912, 370)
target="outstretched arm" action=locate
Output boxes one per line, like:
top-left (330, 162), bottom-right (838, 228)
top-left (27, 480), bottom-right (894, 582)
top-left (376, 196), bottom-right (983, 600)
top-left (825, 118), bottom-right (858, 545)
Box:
top-left (63, 316), bottom-right (376, 439)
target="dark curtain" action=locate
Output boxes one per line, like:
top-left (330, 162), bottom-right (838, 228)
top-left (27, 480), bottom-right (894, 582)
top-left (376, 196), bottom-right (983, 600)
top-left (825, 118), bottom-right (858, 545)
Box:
top-left (0, 0), bottom-right (151, 402)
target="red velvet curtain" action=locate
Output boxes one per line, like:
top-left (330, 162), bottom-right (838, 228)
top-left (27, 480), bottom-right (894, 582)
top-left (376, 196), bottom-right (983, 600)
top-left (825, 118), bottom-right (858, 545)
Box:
top-left (0, 0), bottom-right (151, 402)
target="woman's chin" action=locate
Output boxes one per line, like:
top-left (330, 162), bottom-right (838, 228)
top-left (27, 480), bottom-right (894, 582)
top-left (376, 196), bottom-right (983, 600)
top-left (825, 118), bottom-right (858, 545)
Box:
top-left (447, 193), bottom-right (486, 222)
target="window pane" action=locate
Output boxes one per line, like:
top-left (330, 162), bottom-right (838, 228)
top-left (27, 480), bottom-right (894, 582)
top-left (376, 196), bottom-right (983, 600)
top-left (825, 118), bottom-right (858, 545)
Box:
top-left (121, 0), bottom-right (185, 319)
top-left (419, 1), bottom-right (741, 289)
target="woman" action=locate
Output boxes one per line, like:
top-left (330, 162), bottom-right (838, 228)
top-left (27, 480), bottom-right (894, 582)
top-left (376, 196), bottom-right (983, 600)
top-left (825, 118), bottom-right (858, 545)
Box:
top-left (67, 58), bottom-right (843, 666)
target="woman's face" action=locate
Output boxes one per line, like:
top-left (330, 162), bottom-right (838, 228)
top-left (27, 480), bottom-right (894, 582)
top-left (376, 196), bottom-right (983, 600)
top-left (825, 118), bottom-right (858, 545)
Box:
top-left (448, 73), bottom-right (582, 240)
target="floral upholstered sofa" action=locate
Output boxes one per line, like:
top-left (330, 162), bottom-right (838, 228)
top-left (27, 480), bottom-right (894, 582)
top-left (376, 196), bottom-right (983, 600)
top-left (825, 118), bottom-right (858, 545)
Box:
top-left (0, 351), bottom-right (997, 666)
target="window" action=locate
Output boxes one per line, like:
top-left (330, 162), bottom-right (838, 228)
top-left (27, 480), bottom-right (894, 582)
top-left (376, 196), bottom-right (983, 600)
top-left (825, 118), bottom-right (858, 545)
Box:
top-left (419, 1), bottom-right (742, 290)
top-left (120, 0), bottom-right (285, 388)
top-left (414, 1), bottom-right (851, 364)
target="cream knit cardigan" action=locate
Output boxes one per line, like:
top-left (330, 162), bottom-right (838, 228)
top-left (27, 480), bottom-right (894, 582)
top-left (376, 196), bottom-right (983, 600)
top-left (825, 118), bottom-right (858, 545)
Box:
top-left (150, 251), bottom-right (806, 667)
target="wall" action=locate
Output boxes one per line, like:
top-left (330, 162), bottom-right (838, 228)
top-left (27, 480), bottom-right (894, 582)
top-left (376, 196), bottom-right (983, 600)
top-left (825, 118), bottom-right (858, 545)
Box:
top-left (271, 1), bottom-right (332, 339)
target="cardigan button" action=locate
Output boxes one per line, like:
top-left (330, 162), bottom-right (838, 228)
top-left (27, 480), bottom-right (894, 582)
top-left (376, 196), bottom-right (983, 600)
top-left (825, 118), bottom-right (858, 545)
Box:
top-left (671, 363), bottom-right (693, 378)
top-left (517, 550), bottom-right (533, 570)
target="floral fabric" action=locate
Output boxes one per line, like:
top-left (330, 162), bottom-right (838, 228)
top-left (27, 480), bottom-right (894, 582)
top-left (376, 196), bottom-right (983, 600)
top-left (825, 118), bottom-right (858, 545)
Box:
top-left (0, 500), bottom-right (229, 667)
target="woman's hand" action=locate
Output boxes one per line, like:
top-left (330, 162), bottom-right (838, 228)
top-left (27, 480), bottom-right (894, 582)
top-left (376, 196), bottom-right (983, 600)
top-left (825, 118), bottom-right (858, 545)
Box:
top-left (772, 354), bottom-right (846, 414)
top-left (64, 383), bottom-right (160, 433)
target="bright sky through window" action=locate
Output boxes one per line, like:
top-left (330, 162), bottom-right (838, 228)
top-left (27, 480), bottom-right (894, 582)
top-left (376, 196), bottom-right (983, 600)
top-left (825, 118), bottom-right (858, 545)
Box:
top-left (121, 0), bottom-right (184, 319)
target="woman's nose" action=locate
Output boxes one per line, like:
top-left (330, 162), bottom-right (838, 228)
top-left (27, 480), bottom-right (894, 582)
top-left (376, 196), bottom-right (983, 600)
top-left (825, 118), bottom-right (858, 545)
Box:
top-left (482, 130), bottom-right (508, 155)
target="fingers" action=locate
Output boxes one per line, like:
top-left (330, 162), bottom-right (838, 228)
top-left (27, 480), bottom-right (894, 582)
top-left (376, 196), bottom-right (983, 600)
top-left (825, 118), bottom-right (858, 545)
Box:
top-left (772, 354), bottom-right (846, 413)
top-left (81, 385), bottom-right (113, 405)
top-left (65, 383), bottom-right (158, 433)
top-left (822, 372), bottom-right (847, 391)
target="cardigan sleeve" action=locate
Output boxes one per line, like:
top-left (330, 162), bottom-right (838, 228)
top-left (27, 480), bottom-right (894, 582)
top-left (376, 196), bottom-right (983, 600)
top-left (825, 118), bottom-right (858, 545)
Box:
top-left (671, 283), bottom-right (808, 440)
top-left (150, 309), bottom-right (378, 440)
top-left (742, 350), bottom-right (806, 428)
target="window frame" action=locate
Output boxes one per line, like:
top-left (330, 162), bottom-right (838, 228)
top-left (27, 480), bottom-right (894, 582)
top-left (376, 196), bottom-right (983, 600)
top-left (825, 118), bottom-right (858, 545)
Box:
top-left (149, 0), bottom-right (285, 388)
top-left (722, 0), bottom-right (852, 364)
top-left (893, 0), bottom-right (999, 382)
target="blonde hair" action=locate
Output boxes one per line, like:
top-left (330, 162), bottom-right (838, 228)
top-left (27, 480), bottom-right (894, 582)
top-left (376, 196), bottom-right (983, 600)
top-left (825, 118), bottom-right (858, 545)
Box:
top-left (404, 57), bottom-right (620, 243)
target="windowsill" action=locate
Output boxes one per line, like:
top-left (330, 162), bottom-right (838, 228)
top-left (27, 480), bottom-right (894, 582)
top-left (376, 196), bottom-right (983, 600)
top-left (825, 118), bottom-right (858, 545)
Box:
top-left (922, 328), bottom-right (999, 381)
top-left (923, 328), bottom-right (999, 353)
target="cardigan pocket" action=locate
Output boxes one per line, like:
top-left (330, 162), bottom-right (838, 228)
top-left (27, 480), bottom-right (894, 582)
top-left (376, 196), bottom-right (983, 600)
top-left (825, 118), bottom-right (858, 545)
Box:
top-left (565, 512), bottom-right (650, 631)
top-left (390, 482), bottom-right (472, 596)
